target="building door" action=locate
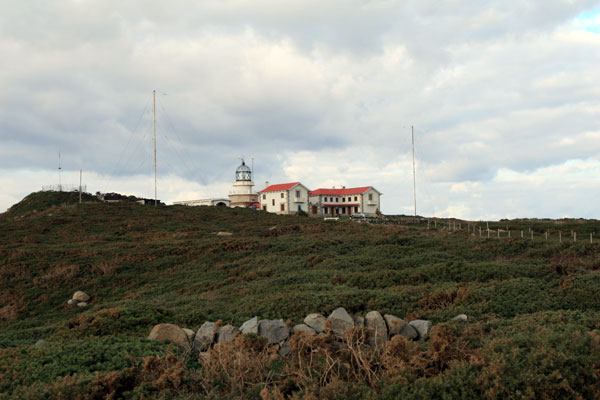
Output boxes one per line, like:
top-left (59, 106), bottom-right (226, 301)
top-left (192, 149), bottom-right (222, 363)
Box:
top-left (312, 206), bottom-right (317, 214)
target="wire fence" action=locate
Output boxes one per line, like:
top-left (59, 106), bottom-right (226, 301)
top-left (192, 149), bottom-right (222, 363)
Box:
top-left (42, 184), bottom-right (87, 192)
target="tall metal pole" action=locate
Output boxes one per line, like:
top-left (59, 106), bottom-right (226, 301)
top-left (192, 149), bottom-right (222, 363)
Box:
top-left (79, 169), bottom-right (82, 204)
top-left (153, 90), bottom-right (157, 207)
top-left (411, 126), bottom-right (417, 216)
top-left (58, 151), bottom-right (62, 192)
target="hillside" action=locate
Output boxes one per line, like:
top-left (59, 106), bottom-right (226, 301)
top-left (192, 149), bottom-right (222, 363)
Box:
top-left (0, 192), bottom-right (599, 399)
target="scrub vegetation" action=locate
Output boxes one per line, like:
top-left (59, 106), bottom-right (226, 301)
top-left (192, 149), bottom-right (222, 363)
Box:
top-left (1, 191), bottom-right (599, 399)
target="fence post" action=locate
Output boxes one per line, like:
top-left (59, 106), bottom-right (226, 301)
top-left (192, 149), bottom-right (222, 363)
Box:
top-left (559, 231), bottom-right (561, 243)
top-left (531, 230), bottom-right (533, 240)
top-left (479, 227), bottom-right (482, 237)
top-left (591, 233), bottom-right (593, 244)
top-left (521, 230), bottom-right (523, 238)
top-left (508, 230), bottom-right (511, 238)
top-left (497, 229), bottom-right (500, 238)
top-left (574, 232), bottom-right (577, 243)
top-left (427, 220), bottom-right (430, 229)
top-left (545, 231), bottom-right (547, 241)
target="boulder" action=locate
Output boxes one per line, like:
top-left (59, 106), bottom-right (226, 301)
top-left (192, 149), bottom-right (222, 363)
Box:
top-left (240, 316), bottom-right (259, 335)
top-left (398, 323), bottom-right (418, 340)
top-left (327, 308), bottom-right (354, 337)
top-left (409, 320), bottom-right (433, 340)
top-left (194, 321), bottom-right (217, 351)
top-left (353, 316), bottom-right (365, 329)
top-left (72, 291), bottom-right (90, 302)
top-left (148, 324), bottom-right (190, 349)
top-left (76, 302), bottom-right (88, 308)
top-left (384, 314), bottom-right (408, 336)
top-left (278, 340), bottom-right (291, 356)
top-left (217, 325), bottom-right (239, 344)
top-left (451, 314), bottom-right (468, 322)
top-left (35, 339), bottom-right (46, 346)
top-left (304, 313), bottom-right (327, 333)
top-left (182, 328), bottom-right (195, 342)
top-left (216, 232), bottom-right (233, 236)
top-left (258, 319), bottom-right (289, 344)
top-left (292, 324), bottom-right (316, 335)
top-left (365, 311), bottom-right (387, 347)
top-left (67, 299), bottom-right (78, 306)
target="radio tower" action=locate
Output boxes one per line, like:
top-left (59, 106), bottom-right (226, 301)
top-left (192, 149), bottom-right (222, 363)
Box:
top-left (58, 151), bottom-right (63, 192)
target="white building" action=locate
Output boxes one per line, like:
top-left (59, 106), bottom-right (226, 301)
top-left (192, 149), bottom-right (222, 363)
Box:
top-left (308, 186), bottom-right (382, 217)
top-left (229, 160), bottom-right (259, 208)
top-left (173, 198), bottom-right (231, 207)
top-left (258, 182), bottom-right (310, 215)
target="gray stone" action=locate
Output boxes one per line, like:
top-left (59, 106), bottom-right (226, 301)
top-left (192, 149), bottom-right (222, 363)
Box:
top-left (216, 231), bottom-right (233, 236)
top-left (182, 328), bottom-right (195, 343)
top-left (194, 321), bottom-right (217, 351)
top-left (365, 311), bottom-right (387, 347)
top-left (35, 339), bottom-right (46, 346)
top-left (292, 324), bottom-right (316, 335)
top-left (353, 316), bottom-right (365, 329)
top-left (451, 314), bottom-right (468, 322)
top-left (304, 313), bottom-right (327, 333)
top-left (240, 316), bottom-right (259, 335)
top-left (217, 325), bottom-right (239, 344)
top-left (72, 291), bottom-right (90, 302)
top-left (398, 323), bottom-right (418, 340)
top-left (76, 302), bottom-right (88, 308)
top-left (258, 319), bottom-right (289, 344)
top-left (67, 299), bottom-right (78, 306)
top-left (384, 314), bottom-right (408, 336)
top-left (278, 340), bottom-right (291, 356)
top-left (148, 324), bottom-right (190, 349)
top-left (327, 308), bottom-right (354, 337)
top-left (409, 320), bottom-right (433, 340)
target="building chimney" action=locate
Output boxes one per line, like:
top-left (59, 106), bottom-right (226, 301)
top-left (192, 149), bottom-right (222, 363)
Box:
top-left (342, 186), bottom-right (346, 189)
top-left (265, 181), bottom-right (269, 188)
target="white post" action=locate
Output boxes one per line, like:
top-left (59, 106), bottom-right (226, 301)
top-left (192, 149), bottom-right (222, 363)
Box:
top-left (427, 220), bottom-right (430, 229)
top-left (79, 169), bottom-right (82, 204)
top-left (574, 232), bottom-right (577, 243)
top-left (487, 229), bottom-right (490, 239)
top-left (479, 227), bottom-right (481, 237)
top-left (435, 220), bottom-right (437, 228)
top-left (497, 229), bottom-right (500, 238)
top-left (521, 230), bottom-right (523, 238)
top-left (531, 230), bottom-right (533, 240)
top-left (545, 231), bottom-right (547, 241)
top-left (508, 230), bottom-right (511, 238)
top-left (559, 231), bottom-right (562, 243)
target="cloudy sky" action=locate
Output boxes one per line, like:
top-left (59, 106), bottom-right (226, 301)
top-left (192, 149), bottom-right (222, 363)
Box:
top-left (1, 0), bottom-right (599, 219)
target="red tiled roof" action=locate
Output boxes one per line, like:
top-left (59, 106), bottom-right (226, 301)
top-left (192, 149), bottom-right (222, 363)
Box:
top-left (259, 182), bottom-right (300, 193)
top-left (310, 186), bottom-right (372, 195)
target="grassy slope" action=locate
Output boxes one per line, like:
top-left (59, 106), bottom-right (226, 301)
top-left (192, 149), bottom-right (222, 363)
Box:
top-left (0, 192), bottom-right (599, 398)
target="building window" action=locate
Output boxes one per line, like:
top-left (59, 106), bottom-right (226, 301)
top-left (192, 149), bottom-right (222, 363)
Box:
top-left (369, 194), bottom-right (373, 201)
top-left (354, 206), bottom-right (358, 213)
top-left (348, 197), bottom-right (351, 202)
top-left (272, 199), bottom-right (275, 206)
top-left (296, 190), bottom-right (300, 198)
top-left (280, 204), bottom-right (285, 211)
top-left (263, 194), bottom-right (266, 200)
top-left (336, 198), bottom-right (339, 203)
top-left (354, 196), bottom-right (357, 201)
top-left (342, 197), bottom-right (345, 202)
top-left (281, 193), bottom-right (284, 198)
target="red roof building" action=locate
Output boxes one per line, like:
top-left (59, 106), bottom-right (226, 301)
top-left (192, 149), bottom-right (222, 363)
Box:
top-left (308, 186), bottom-right (382, 217)
top-left (258, 182), bottom-right (311, 215)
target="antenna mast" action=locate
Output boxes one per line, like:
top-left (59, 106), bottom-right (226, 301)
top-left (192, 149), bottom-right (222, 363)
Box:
top-left (153, 90), bottom-right (157, 207)
top-left (58, 151), bottom-right (62, 192)
top-left (411, 126), bottom-right (417, 216)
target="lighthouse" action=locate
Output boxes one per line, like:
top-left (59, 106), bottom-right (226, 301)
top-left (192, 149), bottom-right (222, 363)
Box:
top-left (228, 159), bottom-right (259, 208)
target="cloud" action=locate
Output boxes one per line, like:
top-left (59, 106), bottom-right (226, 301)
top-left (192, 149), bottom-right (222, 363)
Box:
top-left (1, 0), bottom-right (600, 218)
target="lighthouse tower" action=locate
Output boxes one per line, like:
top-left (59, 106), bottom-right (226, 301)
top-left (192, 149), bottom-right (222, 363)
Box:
top-left (229, 159), bottom-right (259, 208)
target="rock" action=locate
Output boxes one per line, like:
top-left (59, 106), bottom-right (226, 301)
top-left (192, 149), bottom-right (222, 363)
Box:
top-left (240, 316), bottom-right (259, 335)
top-left (292, 324), bottom-right (316, 335)
top-left (278, 340), bottom-right (291, 356)
top-left (409, 320), bottom-right (433, 340)
top-left (384, 314), bottom-right (408, 336)
top-left (353, 316), bottom-right (365, 329)
top-left (194, 321), bottom-right (217, 351)
top-left (451, 314), bottom-right (468, 322)
top-left (76, 302), bottom-right (88, 308)
top-left (67, 299), bottom-right (78, 306)
top-left (327, 308), bottom-right (354, 337)
top-left (35, 339), bottom-right (46, 346)
top-left (216, 325), bottom-right (239, 344)
top-left (182, 328), bottom-right (195, 342)
top-left (216, 232), bottom-right (233, 236)
top-left (304, 313), bottom-right (327, 333)
top-left (72, 291), bottom-right (90, 302)
top-left (398, 323), bottom-right (418, 340)
top-left (365, 311), bottom-right (387, 347)
top-left (148, 324), bottom-right (190, 349)
top-left (258, 319), bottom-right (289, 344)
